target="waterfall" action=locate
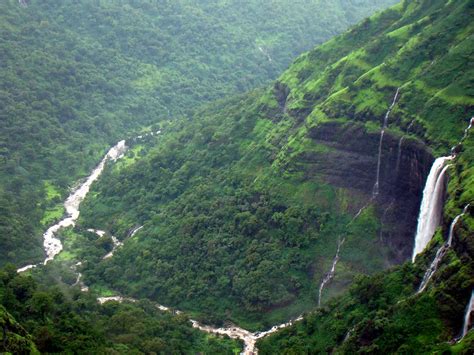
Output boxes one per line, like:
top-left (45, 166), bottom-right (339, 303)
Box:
top-left (411, 157), bottom-right (452, 262)
top-left (463, 117), bottom-right (474, 140)
top-left (417, 245), bottom-right (448, 293)
top-left (417, 204), bottom-right (470, 293)
top-left (395, 136), bottom-right (404, 174)
top-left (373, 130), bottom-right (384, 197)
top-left (460, 290), bottom-right (474, 340)
top-left (379, 200), bottom-right (394, 243)
top-left (447, 204), bottom-right (470, 247)
top-left (373, 88), bottom-right (400, 197)
top-left (258, 46), bottom-right (273, 63)
top-left (318, 238), bottom-right (345, 306)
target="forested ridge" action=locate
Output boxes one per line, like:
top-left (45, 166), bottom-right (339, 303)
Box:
top-left (1, 0), bottom-right (473, 353)
top-left (0, 0), bottom-right (396, 267)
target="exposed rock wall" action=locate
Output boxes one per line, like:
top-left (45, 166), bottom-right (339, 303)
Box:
top-left (302, 121), bottom-right (434, 263)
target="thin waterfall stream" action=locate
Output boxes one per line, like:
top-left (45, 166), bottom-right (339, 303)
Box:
top-left (395, 136), bottom-right (404, 174)
top-left (318, 238), bottom-right (345, 306)
top-left (373, 88), bottom-right (400, 197)
top-left (460, 290), bottom-right (474, 340)
top-left (317, 202), bottom-right (371, 306)
top-left (417, 204), bottom-right (470, 293)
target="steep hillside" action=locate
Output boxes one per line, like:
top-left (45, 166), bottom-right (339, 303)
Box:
top-left (258, 131), bottom-right (473, 352)
top-left (0, 0), bottom-right (396, 267)
top-left (0, 305), bottom-right (39, 354)
top-left (71, 0), bottom-right (473, 331)
top-left (0, 264), bottom-right (242, 353)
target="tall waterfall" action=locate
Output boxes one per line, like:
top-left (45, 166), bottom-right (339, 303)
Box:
top-left (461, 290), bottom-right (474, 340)
top-left (412, 156), bottom-right (452, 261)
top-left (373, 88), bottom-right (400, 197)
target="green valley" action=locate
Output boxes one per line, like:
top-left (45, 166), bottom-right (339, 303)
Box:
top-left (1, 0), bottom-right (473, 353)
top-left (0, 0), bottom-right (397, 267)
top-left (74, 0), bottom-right (473, 333)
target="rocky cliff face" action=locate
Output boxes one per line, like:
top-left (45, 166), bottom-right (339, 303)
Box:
top-left (298, 121), bottom-right (434, 263)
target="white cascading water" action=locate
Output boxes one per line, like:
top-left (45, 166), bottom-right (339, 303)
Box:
top-left (411, 157), bottom-right (453, 262)
top-left (315, 203), bottom-right (370, 307)
top-left (86, 229), bottom-right (124, 260)
top-left (417, 245), bottom-right (447, 293)
top-left (258, 46), bottom-right (273, 63)
top-left (395, 136), bottom-right (405, 174)
top-left (129, 225), bottom-right (144, 237)
top-left (98, 295), bottom-right (302, 355)
top-left (17, 141), bottom-right (127, 272)
top-left (318, 238), bottom-right (345, 306)
top-left (17, 130), bottom-right (161, 273)
top-left (447, 204), bottom-right (470, 247)
top-left (417, 204), bottom-right (470, 293)
top-left (373, 88), bottom-right (400, 197)
top-left (413, 117), bottom-right (473, 262)
top-left (460, 290), bottom-right (474, 340)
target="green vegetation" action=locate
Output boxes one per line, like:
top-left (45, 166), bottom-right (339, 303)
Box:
top-left (76, 0), bottom-right (472, 333)
top-left (0, 264), bottom-right (242, 354)
top-left (258, 132), bottom-right (474, 351)
top-left (1, 0), bottom-right (472, 352)
top-left (0, 0), bottom-right (397, 267)
top-left (77, 91), bottom-right (388, 329)
top-left (0, 305), bottom-right (39, 354)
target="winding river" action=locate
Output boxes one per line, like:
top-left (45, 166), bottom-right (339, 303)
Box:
top-left (17, 140), bottom-right (128, 272)
top-left (15, 130), bottom-right (302, 353)
top-left (97, 295), bottom-right (302, 355)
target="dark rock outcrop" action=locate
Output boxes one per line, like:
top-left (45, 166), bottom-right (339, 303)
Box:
top-left (299, 121), bottom-right (434, 263)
